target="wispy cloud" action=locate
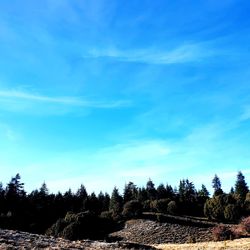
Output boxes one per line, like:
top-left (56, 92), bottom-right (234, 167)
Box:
top-left (85, 43), bottom-right (216, 64)
top-left (240, 105), bottom-right (250, 121)
top-left (0, 123), bottom-right (17, 141)
top-left (0, 89), bottom-right (131, 110)
top-left (20, 140), bottom-right (172, 192)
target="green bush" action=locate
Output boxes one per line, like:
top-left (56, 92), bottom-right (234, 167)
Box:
top-left (142, 200), bottom-right (151, 211)
top-left (204, 195), bottom-right (225, 221)
top-left (100, 210), bottom-right (113, 220)
top-left (65, 211), bottom-right (77, 223)
top-left (62, 221), bottom-right (81, 240)
top-left (46, 218), bottom-right (67, 237)
top-left (224, 204), bottom-right (240, 222)
top-left (204, 194), bottom-right (241, 222)
top-left (167, 200), bottom-right (177, 215)
top-left (153, 198), bottom-right (171, 213)
top-left (122, 200), bottom-right (142, 219)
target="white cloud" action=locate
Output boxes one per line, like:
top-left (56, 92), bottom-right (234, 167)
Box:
top-left (0, 123), bottom-right (17, 141)
top-left (19, 140), bottom-right (172, 193)
top-left (240, 106), bottom-right (250, 121)
top-left (0, 89), bottom-right (131, 113)
top-left (85, 43), bottom-right (215, 64)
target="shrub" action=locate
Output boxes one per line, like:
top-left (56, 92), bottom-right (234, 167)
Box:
top-left (212, 224), bottom-right (233, 241)
top-left (244, 193), bottom-right (250, 214)
top-left (46, 218), bottom-right (67, 237)
top-left (224, 204), bottom-right (240, 222)
top-left (167, 200), bottom-right (177, 215)
top-left (100, 211), bottom-right (113, 220)
top-left (204, 196), bottom-right (224, 221)
top-left (142, 200), bottom-right (151, 211)
top-left (240, 216), bottom-right (250, 233)
top-left (62, 221), bottom-right (80, 240)
top-left (122, 200), bottom-right (142, 219)
top-left (231, 225), bottom-right (243, 239)
top-left (153, 199), bottom-right (171, 213)
top-left (65, 211), bottom-right (77, 223)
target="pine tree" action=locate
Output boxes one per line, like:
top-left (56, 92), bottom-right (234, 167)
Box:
top-left (212, 174), bottom-right (223, 196)
top-left (146, 179), bottom-right (157, 200)
top-left (157, 184), bottom-right (168, 199)
top-left (123, 182), bottom-right (137, 202)
top-left (6, 173), bottom-right (25, 197)
top-left (39, 182), bottom-right (49, 196)
top-left (198, 184), bottom-right (210, 198)
top-left (166, 184), bottom-right (175, 199)
top-left (76, 184), bottom-right (87, 199)
top-left (235, 171), bottom-right (249, 200)
top-left (109, 187), bottom-right (123, 215)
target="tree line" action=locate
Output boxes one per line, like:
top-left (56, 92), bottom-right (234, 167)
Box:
top-left (0, 171), bottom-right (249, 240)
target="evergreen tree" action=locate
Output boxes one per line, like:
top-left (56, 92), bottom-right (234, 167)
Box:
top-left (137, 187), bottom-right (148, 202)
top-left (178, 179), bottom-right (196, 203)
top-left (123, 182), bottom-right (137, 202)
top-left (235, 171), bottom-right (249, 200)
top-left (146, 179), bottom-right (157, 200)
top-left (212, 174), bottom-right (223, 196)
top-left (76, 184), bottom-right (87, 199)
top-left (6, 173), bottom-right (25, 197)
top-left (157, 184), bottom-right (168, 199)
top-left (230, 187), bottom-right (235, 194)
top-left (39, 182), bottom-right (49, 196)
top-left (166, 184), bottom-right (175, 199)
top-left (198, 184), bottom-right (210, 198)
top-left (76, 184), bottom-right (88, 211)
top-left (98, 192), bottom-right (110, 211)
top-left (0, 182), bottom-right (5, 213)
top-left (109, 187), bottom-right (123, 216)
top-left (84, 192), bottom-right (101, 214)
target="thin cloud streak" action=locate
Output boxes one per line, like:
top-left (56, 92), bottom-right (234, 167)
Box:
top-left (85, 43), bottom-right (216, 64)
top-left (0, 90), bottom-right (131, 109)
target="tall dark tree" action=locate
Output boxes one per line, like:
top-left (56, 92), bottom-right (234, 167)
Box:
top-left (212, 174), bottom-right (223, 196)
top-left (123, 182), bottom-right (137, 202)
top-left (178, 179), bottom-right (196, 203)
top-left (76, 184), bottom-right (87, 199)
top-left (235, 171), bottom-right (249, 200)
top-left (109, 187), bottom-right (123, 216)
top-left (157, 184), bottom-right (168, 199)
top-left (137, 187), bottom-right (147, 202)
top-left (6, 173), bottom-right (25, 198)
top-left (98, 192), bottom-right (110, 211)
top-left (146, 179), bottom-right (157, 200)
top-left (39, 182), bottom-right (49, 196)
top-left (165, 184), bottom-right (175, 199)
top-left (0, 182), bottom-right (5, 213)
top-left (76, 184), bottom-right (88, 211)
top-left (198, 184), bottom-right (210, 199)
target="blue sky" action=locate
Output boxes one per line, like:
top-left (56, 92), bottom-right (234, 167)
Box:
top-left (0, 0), bottom-right (250, 194)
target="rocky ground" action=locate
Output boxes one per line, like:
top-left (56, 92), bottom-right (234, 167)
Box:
top-left (110, 219), bottom-right (214, 244)
top-left (1, 218), bottom-right (249, 250)
top-left (0, 228), bottom-right (156, 250)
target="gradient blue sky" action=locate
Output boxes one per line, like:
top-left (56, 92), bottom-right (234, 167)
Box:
top-left (0, 0), bottom-right (250, 194)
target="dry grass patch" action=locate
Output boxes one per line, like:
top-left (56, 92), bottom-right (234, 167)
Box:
top-left (155, 238), bottom-right (250, 250)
